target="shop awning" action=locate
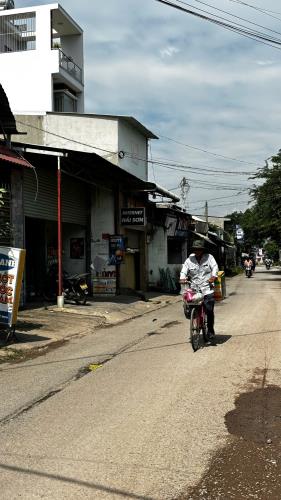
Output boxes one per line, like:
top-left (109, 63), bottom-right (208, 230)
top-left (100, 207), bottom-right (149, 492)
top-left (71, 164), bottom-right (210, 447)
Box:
top-left (0, 145), bottom-right (33, 168)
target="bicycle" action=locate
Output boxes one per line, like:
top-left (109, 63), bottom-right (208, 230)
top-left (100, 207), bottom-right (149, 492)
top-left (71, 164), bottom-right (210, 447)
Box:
top-left (181, 282), bottom-right (209, 351)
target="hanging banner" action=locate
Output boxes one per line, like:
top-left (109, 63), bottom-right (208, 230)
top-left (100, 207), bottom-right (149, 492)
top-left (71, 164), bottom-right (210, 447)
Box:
top-left (0, 246), bottom-right (26, 327)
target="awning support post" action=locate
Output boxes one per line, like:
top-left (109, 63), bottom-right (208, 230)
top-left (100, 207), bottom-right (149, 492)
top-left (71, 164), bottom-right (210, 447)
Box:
top-left (57, 155), bottom-right (64, 308)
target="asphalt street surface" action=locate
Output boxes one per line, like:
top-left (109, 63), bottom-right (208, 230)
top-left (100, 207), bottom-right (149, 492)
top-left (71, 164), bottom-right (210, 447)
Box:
top-left (0, 267), bottom-right (281, 499)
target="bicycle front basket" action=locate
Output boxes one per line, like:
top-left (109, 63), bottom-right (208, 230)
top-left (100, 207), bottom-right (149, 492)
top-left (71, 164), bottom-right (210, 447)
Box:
top-left (183, 289), bottom-right (204, 304)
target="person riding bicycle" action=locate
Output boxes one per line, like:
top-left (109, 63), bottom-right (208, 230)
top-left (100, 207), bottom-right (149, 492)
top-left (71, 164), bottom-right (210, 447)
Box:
top-left (179, 239), bottom-right (218, 339)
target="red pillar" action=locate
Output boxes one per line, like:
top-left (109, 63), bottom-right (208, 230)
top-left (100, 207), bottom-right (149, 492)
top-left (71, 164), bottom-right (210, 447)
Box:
top-left (57, 156), bottom-right (62, 297)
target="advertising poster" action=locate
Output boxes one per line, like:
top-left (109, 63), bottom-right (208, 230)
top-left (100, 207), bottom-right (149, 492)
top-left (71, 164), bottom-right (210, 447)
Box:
top-left (0, 246), bottom-right (26, 327)
top-left (92, 277), bottom-right (116, 295)
top-left (108, 235), bottom-right (125, 265)
top-left (70, 238), bottom-right (85, 259)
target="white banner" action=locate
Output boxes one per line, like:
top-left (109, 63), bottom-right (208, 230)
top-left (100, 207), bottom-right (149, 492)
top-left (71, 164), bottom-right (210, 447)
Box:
top-left (0, 246), bottom-right (26, 327)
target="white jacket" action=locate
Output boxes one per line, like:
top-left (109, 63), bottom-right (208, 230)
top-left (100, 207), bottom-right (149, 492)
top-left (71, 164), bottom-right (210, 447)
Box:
top-left (180, 253), bottom-right (218, 296)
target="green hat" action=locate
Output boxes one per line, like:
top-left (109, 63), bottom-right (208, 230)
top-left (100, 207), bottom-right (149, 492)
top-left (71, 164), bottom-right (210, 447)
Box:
top-left (192, 239), bottom-right (205, 249)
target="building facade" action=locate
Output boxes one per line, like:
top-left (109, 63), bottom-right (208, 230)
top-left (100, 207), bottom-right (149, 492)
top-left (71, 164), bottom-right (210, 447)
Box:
top-left (0, 3), bottom-right (84, 113)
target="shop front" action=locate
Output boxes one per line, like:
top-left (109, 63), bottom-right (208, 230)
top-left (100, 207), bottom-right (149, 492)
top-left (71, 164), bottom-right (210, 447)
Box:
top-left (23, 161), bottom-right (88, 300)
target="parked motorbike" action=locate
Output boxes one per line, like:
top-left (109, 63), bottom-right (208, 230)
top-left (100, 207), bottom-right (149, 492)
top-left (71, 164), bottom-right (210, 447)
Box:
top-left (245, 265), bottom-right (252, 278)
top-left (44, 265), bottom-right (89, 304)
top-left (63, 272), bottom-right (89, 304)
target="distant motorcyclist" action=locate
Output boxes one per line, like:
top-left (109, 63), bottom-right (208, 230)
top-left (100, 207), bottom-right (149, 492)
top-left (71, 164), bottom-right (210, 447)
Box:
top-left (249, 255), bottom-right (256, 271)
top-left (244, 257), bottom-right (253, 269)
top-left (244, 257), bottom-right (253, 278)
top-left (265, 257), bottom-right (272, 269)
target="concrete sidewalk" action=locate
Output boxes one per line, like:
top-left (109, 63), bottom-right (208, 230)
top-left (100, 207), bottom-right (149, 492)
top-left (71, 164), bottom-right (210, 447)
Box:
top-left (0, 292), bottom-right (182, 360)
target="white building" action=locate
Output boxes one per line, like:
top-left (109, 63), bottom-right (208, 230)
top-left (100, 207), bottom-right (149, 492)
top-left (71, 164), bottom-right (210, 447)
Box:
top-left (0, 2), bottom-right (84, 114)
top-left (15, 112), bottom-right (158, 181)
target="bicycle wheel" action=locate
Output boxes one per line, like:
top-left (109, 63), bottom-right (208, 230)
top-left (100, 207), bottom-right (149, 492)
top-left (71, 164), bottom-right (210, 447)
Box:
top-left (202, 310), bottom-right (209, 342)
top-left (190, 307), bottom-right (200, 351)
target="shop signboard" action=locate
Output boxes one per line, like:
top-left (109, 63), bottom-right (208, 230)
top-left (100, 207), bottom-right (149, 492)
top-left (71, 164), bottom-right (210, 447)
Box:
top-left (236, 225), bottom-right (244, 242)
top-left (0, 246), bottom-right (26, 327)
top-left (121, 208), bottom-right (145, 226)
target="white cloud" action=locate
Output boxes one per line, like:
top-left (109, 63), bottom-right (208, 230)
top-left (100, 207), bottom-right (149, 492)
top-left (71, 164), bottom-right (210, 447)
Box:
top-left (160, 46), bottom-right (179, 58)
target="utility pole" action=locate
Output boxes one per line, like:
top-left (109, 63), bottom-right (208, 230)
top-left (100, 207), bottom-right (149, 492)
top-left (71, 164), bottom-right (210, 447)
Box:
top-left (204, 201), bottom-right (208, 235)
top-left (179, 177), bottom-right (190, 211)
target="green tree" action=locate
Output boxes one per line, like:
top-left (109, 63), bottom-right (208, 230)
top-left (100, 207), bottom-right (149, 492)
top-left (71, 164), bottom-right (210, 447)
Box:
top-left (227, 150), bottom-right (281, 250)
top-left (250, 150), bottom-right (281, 242)
top-left (263, 240), bottom-right (279, 261)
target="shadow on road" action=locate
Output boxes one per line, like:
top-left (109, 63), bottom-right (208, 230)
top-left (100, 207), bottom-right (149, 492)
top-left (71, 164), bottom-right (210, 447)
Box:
top-left (204, 335), bottom-right (232, 348)
top-left (234, 329), bottom-right (281, 338)
top-left (0, 462), bottom-right (153, 500)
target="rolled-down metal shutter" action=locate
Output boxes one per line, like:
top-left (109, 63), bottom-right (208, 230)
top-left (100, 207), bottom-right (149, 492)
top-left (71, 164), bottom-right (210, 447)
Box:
top-left (24, 167), bottom-right (87, 225)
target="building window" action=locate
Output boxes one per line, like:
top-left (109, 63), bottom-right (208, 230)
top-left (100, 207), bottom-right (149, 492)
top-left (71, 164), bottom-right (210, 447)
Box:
top-left (54, 90), bottom-right (77, 112)
top-left (167, 238), bottom-right (183, 264)
top-left (0, 12), bottom-right (36, 53)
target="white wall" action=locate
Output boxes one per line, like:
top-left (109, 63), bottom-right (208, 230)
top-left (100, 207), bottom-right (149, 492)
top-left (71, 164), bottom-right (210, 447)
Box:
top-left (44, 114), bottom-right (119, 161)
top-left (63, 223), bottom-right (86, 275)
top-left (43, 115), bottom-right (149, 180)
top-left (0, 4), bottom-right (84, 113)
top-left (15, 113), bottom-right (150, 181)
top-left (118, 120), bottom-right (148, 180)
top-left (91, 186), bottom-right (115, 275)
top-left (147, 226), bottom-right (167, 287)
top-left (1, 51), bottom-right (55, 113)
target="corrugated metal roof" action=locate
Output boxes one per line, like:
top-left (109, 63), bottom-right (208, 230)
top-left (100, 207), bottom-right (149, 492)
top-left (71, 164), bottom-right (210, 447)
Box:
top-left (0, 145), bottom-right (33, 168)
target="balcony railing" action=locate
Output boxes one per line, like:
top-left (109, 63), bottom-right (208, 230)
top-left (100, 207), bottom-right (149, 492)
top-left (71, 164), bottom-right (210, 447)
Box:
top-left (58, 48), bottom-right (83, 84)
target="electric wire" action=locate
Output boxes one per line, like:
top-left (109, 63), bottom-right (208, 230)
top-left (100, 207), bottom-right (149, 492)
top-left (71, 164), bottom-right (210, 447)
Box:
top-left (155, 0), bottom-right (281, 50)
top-left (227, 0), bottom-right (281, 21)
top-left (157, 134), bottom-right (258, 166)
top-left (16, 119), bottom-right (256, 196)
top-left (16, 118), bottom-right (261, 173)
top-left (189, 191), bottom-right (248, 205)
top-left (179, 0), bottom-right (281, 39)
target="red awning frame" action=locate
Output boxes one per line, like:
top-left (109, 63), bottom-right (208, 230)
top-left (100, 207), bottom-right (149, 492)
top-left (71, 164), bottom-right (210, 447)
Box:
top-left (0, 145), bottom-right (33, 168)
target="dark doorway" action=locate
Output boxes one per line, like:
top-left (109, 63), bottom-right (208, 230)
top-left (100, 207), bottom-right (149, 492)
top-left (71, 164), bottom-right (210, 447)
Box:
top-left (25, 217), bottom-right (46, 300)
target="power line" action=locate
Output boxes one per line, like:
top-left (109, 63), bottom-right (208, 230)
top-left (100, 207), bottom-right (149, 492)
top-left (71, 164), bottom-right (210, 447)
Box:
top-left (227, 0), bottom-right (281, 22)
top-left (189, 192), bottom-right (249, 205)
top-left (126, 152), bottom-right (257, 176)
top-left (17, 117), bottom-right (261, 173)
top-left (158, 134), bottom-right (258, 166)
top-left (154, 0), bottom-right (281, 50)
top-left (180, 0), bottom-right (281, 39)
top-left (16, 118), bottom-right (256, 193)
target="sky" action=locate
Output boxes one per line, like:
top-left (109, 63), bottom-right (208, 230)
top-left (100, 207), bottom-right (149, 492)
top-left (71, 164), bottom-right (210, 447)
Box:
top-left (18, 0), bottom-right (281, 216)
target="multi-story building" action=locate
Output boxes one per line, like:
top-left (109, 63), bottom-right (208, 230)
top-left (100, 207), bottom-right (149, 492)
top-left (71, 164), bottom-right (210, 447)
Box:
top-left (0, 2), bottom-right (84, 113)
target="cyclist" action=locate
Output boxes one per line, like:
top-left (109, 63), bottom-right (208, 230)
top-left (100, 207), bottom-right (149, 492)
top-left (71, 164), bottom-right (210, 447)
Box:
top-left (179, 239), bottom-right (218, 339)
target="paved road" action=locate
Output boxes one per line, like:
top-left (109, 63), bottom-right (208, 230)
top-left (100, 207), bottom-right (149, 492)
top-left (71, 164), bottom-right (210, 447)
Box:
top-left (0, 267), bottom-right (281, 499)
